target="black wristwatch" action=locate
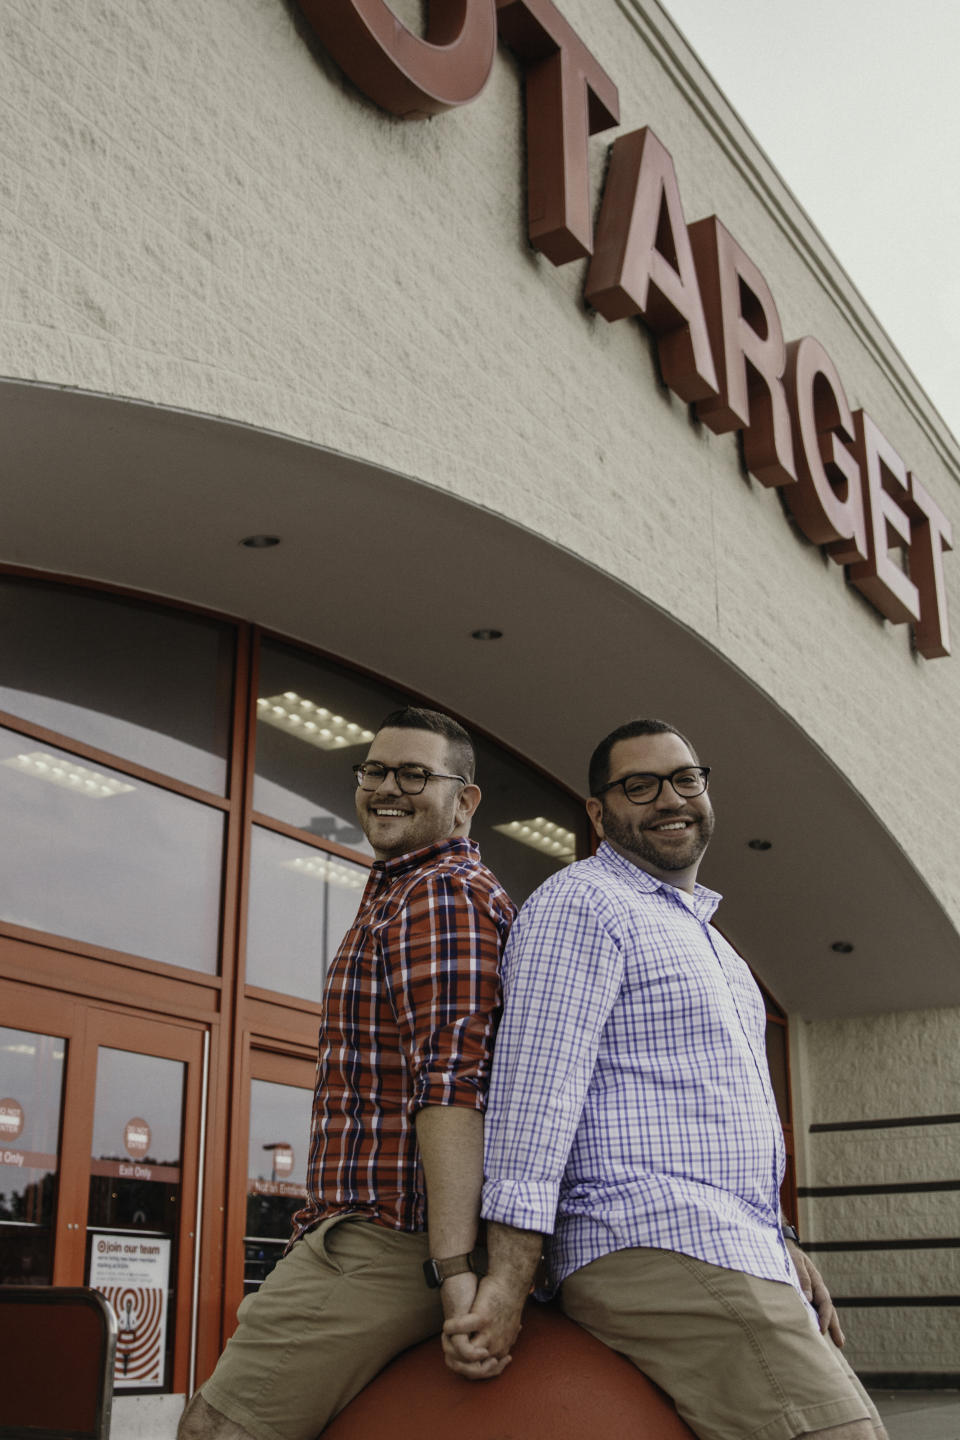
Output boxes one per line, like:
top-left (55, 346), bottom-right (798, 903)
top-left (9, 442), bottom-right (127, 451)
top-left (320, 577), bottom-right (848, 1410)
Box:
top-left (423, 1244), bottom-right (488, 1289)
top-left (781, 1223), bottom-right (800, 1245)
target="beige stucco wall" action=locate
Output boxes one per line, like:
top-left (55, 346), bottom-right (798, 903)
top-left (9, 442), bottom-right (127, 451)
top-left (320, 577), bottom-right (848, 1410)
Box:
top-left (2, 0), bottom-right (958, 924)
top-left (792, 1010), bottom-right (960, 1374)
top-left (2, 0), bottom-right (959, 1381)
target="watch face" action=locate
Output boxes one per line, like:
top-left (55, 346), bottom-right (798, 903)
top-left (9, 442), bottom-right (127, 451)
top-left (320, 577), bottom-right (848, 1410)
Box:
top-left (423, 1258), bottom-right (442, 1288)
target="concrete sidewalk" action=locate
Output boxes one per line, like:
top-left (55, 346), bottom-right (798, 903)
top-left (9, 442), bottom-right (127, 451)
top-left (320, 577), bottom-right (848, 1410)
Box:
top-left (871, 1390), bottom-right (960, 1440)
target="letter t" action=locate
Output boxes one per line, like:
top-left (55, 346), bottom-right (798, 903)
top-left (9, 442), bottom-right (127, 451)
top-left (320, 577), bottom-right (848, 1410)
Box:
top-left (497, 0), bottom-right (619, 264)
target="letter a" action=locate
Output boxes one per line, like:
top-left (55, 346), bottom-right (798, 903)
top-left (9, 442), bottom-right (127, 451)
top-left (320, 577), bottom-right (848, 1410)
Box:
top-left (586, 127), bottom-right (718, 403)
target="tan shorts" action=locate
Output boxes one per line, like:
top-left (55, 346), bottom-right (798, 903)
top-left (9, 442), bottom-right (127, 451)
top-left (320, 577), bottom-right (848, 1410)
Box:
top-left (201, 1216), bottom-right (442, 1440)
top-left (560, 1247), bottom-right (885, 1440)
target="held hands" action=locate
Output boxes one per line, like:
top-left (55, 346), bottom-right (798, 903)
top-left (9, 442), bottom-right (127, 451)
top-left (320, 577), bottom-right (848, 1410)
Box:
top-left (440, 1274), bottom-right (526, 1379)
top-left (786, 1238), bottom-right (845, 1348)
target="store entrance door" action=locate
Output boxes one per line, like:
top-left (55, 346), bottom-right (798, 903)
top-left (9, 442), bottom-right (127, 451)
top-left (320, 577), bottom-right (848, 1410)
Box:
top-left (0, 983), bottom-right (207, 1397)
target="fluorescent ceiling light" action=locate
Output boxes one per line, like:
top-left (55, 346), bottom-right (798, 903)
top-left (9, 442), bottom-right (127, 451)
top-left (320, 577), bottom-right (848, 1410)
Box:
top-left (494, 817), bottom-right (576, 863)
top-left (282, 855), bottom-right (368, 890)
top-left (3, 752), bottom-right (136, 798)
top-left (257, 693), bottom-right (375, 751)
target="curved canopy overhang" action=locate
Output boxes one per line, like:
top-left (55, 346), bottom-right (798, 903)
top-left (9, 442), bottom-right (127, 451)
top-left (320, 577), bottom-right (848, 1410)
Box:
top-left (3, 379), bottom-right (958, 1018)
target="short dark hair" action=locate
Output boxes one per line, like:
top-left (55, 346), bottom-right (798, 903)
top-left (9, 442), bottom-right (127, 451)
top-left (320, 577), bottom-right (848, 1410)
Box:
top-left (588, 718), bottom-right (698, 796)
top-left (376, 707), bottom-right (477, 784)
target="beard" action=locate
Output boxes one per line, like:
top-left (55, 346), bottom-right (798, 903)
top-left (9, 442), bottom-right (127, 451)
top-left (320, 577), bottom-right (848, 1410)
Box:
top-left (357, 788), bottom-right (462, 860)
top-left (601, 801), bottom-right (715, 875)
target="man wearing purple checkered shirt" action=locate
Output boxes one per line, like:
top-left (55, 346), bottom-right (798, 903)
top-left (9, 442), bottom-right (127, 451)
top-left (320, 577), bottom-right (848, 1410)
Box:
top-left (445, 720), bottom-right (886, 1440)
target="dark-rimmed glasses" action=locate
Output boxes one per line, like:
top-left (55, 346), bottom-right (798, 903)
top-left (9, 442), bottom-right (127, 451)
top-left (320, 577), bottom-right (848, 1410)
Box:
top-left (353, 762), bottom-right (468, 795)
top-left (592, 766), bottom-right (711, 805)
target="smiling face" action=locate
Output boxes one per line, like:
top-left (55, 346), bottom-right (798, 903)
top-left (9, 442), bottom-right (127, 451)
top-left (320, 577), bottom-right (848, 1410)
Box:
top-left (586, 731), bottom-right (714, 892)
top-left (354, 727), bottom-right (481, 862)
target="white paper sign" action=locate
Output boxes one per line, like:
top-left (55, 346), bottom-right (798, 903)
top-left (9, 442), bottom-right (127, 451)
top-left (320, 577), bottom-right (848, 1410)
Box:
top-left (89, 1233), bottom-right (171, 1389)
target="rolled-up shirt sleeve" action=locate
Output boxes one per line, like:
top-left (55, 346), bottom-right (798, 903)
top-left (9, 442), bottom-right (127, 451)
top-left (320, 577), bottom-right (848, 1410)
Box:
top-left (482, 879), bottom-right (623, 1234)
top-left (380, 871), bottom-right (507, 1114)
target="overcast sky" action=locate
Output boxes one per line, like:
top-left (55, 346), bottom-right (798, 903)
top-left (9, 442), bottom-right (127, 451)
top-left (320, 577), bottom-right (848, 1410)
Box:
top-left (658, 0), bottom-right (960, 446)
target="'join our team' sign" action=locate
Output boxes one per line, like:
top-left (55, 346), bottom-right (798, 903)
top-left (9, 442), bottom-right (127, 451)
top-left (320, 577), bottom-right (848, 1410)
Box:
top-left (299, 0), bottom-right (952, 660)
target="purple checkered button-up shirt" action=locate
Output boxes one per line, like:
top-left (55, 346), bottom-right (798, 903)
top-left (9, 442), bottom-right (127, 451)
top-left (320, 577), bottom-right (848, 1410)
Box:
top-left (481, 841), bottom-right (802, 1300)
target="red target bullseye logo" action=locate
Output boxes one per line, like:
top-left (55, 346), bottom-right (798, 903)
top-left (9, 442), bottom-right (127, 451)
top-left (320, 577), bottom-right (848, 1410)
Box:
top-left (102, 1285), bottom-right (165, 1383)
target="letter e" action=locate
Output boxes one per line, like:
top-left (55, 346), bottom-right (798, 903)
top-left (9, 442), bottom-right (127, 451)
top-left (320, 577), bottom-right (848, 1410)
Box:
top-left (847, 411), bottom-right (919, 624)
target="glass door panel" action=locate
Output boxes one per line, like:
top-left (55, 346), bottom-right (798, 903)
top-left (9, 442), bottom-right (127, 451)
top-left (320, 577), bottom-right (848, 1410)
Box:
top-left (78, 1016), bottom-right (204, 1398)
top-left (88, 1049), bottom-right (184, 1234)
top-left (244, 1077), bottom-right (312, 1295)
top-left (87, 1046), bottom-right (185, 1390)
top-left (0, 989), bottom-right (205, 1398)
top-left (0, 1025), bottom-right (66, 1285)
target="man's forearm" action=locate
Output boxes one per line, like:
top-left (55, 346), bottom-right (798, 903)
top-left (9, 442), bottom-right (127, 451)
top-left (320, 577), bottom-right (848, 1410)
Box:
top-left (416, 1103), bottom-right (502, 1361)
top-left (486, 1220), bottom-right (543, 1305)
top-left (415, 1104), bottom-right (484, 1259)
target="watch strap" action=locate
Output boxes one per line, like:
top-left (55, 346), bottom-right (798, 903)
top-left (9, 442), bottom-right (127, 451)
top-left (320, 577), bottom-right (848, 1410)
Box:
top-left (423, 1245), bottom-right (488, 1288)
top-left (781, 1223), bottom-right (801, 1245)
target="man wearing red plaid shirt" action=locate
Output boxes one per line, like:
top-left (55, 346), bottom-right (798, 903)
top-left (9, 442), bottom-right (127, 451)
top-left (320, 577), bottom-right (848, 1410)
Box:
top-left (181, 708), bottom-right (515, 1440)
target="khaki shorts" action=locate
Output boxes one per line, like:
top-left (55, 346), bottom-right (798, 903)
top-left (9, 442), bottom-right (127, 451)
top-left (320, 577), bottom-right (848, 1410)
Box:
top-left (201, 1216), bottom-right (442, 1440)
top-left (560, 1247), bottom-right (885, 1440)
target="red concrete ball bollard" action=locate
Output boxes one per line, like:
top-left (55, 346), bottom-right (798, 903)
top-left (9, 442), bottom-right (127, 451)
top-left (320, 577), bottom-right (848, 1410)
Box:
top-left (325, 1301), bottom-right (696, 1439)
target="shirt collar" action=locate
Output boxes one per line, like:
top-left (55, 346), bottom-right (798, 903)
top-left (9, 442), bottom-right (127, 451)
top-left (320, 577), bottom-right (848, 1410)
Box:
top-left (596, 840), bottom-right (722, 922)
top-left (372, 835), bottom-right (479, 882)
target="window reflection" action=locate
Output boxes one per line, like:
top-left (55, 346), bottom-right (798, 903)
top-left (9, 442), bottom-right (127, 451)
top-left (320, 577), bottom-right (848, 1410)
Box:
top-left (0, 726), bottom-right (224, 972)
top-left (470, 735), bottom-right (584, 904)
top-left (244, 1078), bottom-right (312, 1293)
top-left (253, 640), bottom-right (406, 851)
top-left (245, 827), bottom-right (369, 1001)
top-left (253, 642), bottom-right (584, 903)
top-left (0, 578), bottom-right (233, 795)
top-left (0, 1026), bottom-right (65, 1286)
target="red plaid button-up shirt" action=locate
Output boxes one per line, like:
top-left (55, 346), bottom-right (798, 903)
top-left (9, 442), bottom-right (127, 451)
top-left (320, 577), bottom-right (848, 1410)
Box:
top-left (291, 837), bottom-right (515, 1240)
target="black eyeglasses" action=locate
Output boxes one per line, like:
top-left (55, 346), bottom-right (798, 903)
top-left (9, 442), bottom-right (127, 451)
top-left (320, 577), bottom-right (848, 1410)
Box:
top-left (593, 766), bottom-right (711, 805)
top-left (352, 762), bottom-right (468, 795)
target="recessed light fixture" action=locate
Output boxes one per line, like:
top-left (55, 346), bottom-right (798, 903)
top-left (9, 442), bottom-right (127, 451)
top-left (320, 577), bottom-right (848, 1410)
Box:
top-left (240, 534), bottom-right (281, 548)
top-left (831, 940), bottom-right (855, 954)
top-left (258, 693), bottom-right (375, 751)
top-left (282, 855), bottom-right (368, 890)
top-left (471, 628), bottom-right (503, 641)
top-left (3, 751), bottom-right (136, 798)
top-left (747, 839), bottom-right (772, 851)
top-left (494, 817), bottom-right (576, 863)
